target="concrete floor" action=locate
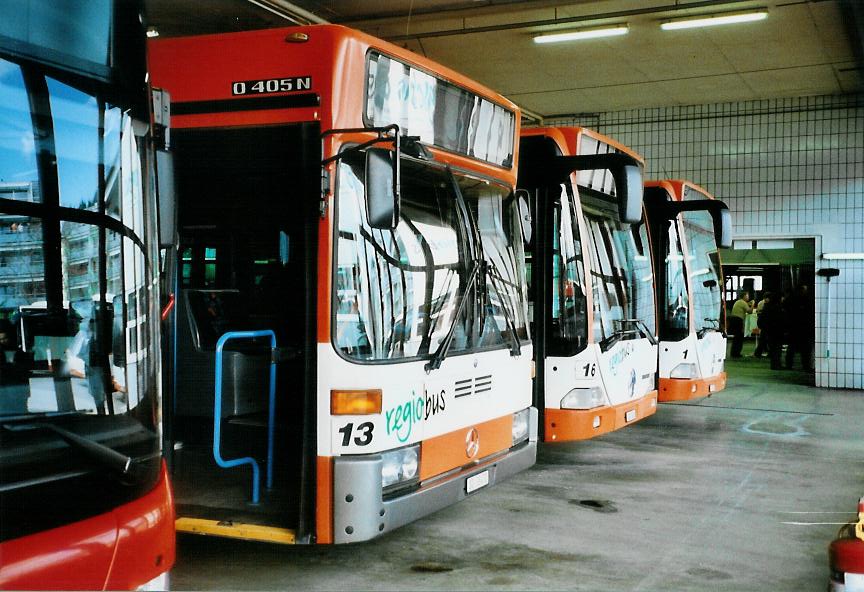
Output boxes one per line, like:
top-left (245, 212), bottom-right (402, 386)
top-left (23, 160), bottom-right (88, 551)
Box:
top-left (173, 341), bottom-right (864, 590)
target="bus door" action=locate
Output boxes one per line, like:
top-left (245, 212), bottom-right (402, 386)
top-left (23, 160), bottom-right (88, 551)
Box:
top-left (167, 123), bottom-right (320, 543)
top-left (539, 184), bottom-right (596, 434)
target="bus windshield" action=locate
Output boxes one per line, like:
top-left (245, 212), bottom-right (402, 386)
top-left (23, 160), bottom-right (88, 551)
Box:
top-left (0, 58), bottom-right (158, 421)
top-left (335, 152), bottom-right (529, 362)
top-left (581, 192), bottom-right (655, 347)
top-left (681, 209), bottom-right (722, 335)
top-left (662, 218), bottom-right (689, 340)
top-left (548, 184), bottom-right (588, 356)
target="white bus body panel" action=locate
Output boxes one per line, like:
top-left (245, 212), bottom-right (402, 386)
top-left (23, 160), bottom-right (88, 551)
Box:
top-left (695, 331), bottom-right (726, 379)
top-left (317, 343), bottom-right (534, 456)
top-left (597, 337), bottom-right (658, 407)
top-left (659, 332), bottom-right (725, 380)
top-left (544, 339), bottom-right (657, 410)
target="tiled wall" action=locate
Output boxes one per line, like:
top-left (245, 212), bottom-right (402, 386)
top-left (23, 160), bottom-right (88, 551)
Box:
top-left (546, 94), bottom-right (864, 389)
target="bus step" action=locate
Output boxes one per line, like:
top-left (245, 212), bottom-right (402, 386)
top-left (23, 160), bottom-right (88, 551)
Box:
top-left (226, 416), bottom-right (269, 428)
top-left (176, 517), bottom-right (296, 544)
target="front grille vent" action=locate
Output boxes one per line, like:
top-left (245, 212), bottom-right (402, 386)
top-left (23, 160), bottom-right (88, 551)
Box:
top-left (454, 375), bottom-right (493, 398)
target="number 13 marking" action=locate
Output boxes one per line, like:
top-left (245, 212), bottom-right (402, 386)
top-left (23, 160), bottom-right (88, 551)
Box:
top-left (338, 422), bottom-right (374, 446)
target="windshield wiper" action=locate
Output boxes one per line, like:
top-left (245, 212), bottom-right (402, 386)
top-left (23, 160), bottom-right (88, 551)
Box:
top-left (485, 266), bottom-right (522, 356)
top-left (697, 318), bottom-right (720, 338)
top-left (3, 421), bottom-right (138, 478)
top-left (425, 260), bottom-right (483, 372)
top-left (600, 318), bottom-right (657, 351)
top-left (424, 165), bottom-right (484, 373)
top-left (634, 319), bottom-right (658, 345)
top-left (599, 326), bottom-right (635, 351)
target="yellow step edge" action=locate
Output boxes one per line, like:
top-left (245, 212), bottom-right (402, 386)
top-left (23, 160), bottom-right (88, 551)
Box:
top-left (176, 517), bottom-right (296, 544)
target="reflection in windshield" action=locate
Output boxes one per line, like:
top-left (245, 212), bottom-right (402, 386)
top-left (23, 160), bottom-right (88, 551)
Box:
top-left (0, 58), bottom-right (156, 419)
top-left (549, 184), bottom-right (588, 355)
top-left (584, 204), bottom-right (655, 345)
top-left (335, 152), bottom-right (529, 362)
top-left (682, 209), bottom-right (722, 334)
top-left (662, 220), bottom-right (689, 339)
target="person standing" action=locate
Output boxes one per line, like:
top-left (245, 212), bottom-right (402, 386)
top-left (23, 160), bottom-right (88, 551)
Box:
top-left (753, 293), bottom-right (769, 357)
top-left (785, 284), bottom-right (814, 371)
top-left (757, 292), bottom-right (783, 369)
top-left (728, 290), bottom-right (753, 358)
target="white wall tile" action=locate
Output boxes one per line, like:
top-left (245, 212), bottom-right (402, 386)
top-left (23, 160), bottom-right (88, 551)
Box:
top-left (547, 94), bottom-right (864, 390)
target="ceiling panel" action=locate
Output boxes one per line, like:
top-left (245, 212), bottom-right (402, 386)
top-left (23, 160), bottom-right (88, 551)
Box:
top-left (739, 64), bottom-right (842, 96)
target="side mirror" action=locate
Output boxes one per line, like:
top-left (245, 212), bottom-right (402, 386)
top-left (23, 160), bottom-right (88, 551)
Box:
top-left (156, 149), bottom-right (176, 248)
top-left (365, 147), bottom-right (400, 229)
top-left (713, 202), bottom-right (733, 248)
top-left (615, 161), bottom-right (644, 224)
top-left (515, 189), bottom-right (533, 245)
top-left (550, 153), bottom-right (644, 224)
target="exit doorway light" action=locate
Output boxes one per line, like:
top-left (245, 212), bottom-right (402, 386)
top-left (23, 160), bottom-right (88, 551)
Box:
top-left (534, 25), bottom-right (629, 44)
top-left (822, 253), bottom-right (864, 260)
top-left (661, 11), bottom-right (768, 31)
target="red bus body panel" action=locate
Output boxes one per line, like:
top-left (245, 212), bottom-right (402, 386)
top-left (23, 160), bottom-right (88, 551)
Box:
top-left (0, 463), bottom-right (175, 591)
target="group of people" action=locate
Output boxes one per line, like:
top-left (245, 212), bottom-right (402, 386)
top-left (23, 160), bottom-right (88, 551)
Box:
top-left (727, 285), bottom-right (814, 371)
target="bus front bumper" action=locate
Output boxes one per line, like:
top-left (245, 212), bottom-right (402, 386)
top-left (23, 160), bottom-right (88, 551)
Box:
top-left (331, 438), bottom-right (537, 544)
top-left (658, 372), bottom-right (727, 402)
top-left (544, 390), bottom-right (658, 442)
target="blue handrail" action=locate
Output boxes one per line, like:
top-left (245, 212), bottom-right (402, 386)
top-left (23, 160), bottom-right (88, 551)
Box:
top-left (213, 330), bottom-right (277, 505)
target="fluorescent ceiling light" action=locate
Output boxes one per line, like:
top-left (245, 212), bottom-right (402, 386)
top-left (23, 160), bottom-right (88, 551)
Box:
top-left (822, 252), bottom-right (864, 260)
top-left (534, 25), bottom-right (629, 44)
top-left (661, 11), bottom-right (767, 31)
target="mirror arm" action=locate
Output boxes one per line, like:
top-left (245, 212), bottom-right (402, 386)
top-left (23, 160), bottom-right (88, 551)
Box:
top-left (544, 153), bottom-right (642, 186)
top-left (659, 199), bottom-right (732, 248)
top-left (320, 124), bottom-right (401, 166)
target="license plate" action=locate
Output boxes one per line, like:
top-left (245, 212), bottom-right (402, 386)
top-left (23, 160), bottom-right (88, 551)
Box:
top-left (624, 409), bottom-right (637, 422)
top-left (466, 470), bottom-right (489, 494)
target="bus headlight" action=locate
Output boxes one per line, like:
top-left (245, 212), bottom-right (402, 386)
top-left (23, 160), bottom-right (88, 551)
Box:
top-left (561, 387), bottom-right (604, 410)
top-left (670, 363), bottom-right (697, 379)
top-left (381, 444), bottom-right (420, 490)
top-left (512, 408), bottom-right (530, 445)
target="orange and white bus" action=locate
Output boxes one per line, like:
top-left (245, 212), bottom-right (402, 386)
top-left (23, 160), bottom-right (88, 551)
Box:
top-left (517, 127), bottom-right (657, 442)
top-left (644, 180), bottom-right (731, 401)
top-left (149, 25), bottom-right (535, 545)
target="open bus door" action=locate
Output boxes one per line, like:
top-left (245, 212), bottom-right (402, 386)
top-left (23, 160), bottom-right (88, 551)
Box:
top-left (162, 124), bottom-right (320, 544)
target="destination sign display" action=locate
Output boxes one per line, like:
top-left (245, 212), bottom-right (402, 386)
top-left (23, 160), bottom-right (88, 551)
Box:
top-left (365, 51), bottom-right (515, 168)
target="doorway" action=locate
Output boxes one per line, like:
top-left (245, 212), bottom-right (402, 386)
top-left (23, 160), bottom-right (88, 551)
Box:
top-left (720, 238), bottom-right (816, 386)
